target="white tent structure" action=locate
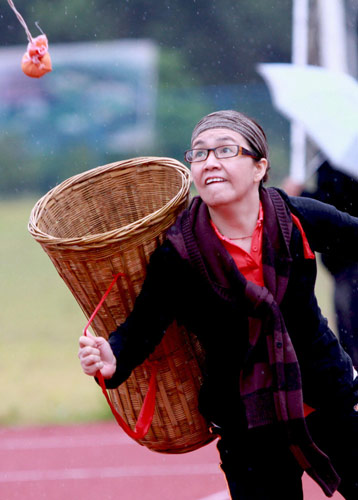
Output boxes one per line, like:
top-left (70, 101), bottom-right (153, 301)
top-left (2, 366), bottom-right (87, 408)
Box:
top-left (265, 0), bottom-right (353, 182)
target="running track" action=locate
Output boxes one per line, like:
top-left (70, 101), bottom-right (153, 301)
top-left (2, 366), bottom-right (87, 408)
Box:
top-left (0, 421), bottom-right (343, 499)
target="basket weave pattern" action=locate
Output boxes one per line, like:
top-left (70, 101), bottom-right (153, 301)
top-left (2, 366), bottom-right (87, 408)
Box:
top-left (28, 157), bottom-right (214, 453)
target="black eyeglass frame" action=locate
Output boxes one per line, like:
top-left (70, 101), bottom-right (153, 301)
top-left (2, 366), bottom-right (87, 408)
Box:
top-left (184, 144), bottom-right (260, 163)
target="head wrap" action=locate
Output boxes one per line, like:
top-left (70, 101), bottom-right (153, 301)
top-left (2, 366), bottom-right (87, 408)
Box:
top-left (191, 110), bottom-right (269, 172)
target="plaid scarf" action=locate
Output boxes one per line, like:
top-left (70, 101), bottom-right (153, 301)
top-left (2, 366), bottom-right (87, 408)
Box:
top-left (167, 187), bottom-right (340, 497)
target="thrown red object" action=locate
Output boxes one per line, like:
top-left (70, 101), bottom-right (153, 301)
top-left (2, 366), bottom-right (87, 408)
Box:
top-left (21, 34), bottom-right (52, 78)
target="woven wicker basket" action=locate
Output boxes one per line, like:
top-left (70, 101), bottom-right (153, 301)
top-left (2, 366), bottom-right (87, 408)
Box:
top-left (28, 157), bottom-right (215, 454)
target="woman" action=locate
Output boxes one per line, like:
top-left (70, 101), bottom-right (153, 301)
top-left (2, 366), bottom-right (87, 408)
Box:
top-left (78, 110), bottom-right (358, 500)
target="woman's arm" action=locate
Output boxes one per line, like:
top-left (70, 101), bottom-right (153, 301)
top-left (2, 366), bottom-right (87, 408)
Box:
top-left (99, 241), bottom-right (180, 388)
top-left (277, 188), bottom-right (358, 258)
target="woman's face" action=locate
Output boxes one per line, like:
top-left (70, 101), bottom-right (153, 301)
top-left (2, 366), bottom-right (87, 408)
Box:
top-left (190, 128), bottom-right (267, 209)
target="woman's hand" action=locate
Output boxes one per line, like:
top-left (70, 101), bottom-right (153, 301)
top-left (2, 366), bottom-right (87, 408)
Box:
top-left (78, 332), bottom-right (117, 379)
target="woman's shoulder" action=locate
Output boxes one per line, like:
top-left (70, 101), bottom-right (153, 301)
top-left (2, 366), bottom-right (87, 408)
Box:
top-left (149, 239), bottom-right (181, 262)
top-left (272, 187), bottom-right (352, 229)
top-left (272, 187), bottom-right (335, 214)
top-left (147, 239), bottom-right (189, 276)
top-left (271, 187), bottom-right (358, 254)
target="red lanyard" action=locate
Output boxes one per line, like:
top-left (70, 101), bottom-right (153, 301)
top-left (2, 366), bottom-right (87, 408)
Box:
top-left (83, 273), bottom-right (157, 440)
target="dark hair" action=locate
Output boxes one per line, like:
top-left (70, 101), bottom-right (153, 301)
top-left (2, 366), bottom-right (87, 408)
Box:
top-left (191, 110), bottom-right (270, 182)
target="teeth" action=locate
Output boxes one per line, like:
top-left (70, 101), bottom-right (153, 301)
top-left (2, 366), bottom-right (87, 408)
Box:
top-left (206, 178), bottom-right (225, 185)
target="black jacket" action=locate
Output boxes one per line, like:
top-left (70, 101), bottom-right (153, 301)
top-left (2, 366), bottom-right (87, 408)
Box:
top-left (302, 161), bottom-right (358, 276)
top-left (106, 189), bottom-right (358, 427)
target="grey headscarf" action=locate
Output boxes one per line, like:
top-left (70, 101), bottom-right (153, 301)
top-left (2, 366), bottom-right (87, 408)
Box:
top-left (191, 110), bottom-right (270, 180)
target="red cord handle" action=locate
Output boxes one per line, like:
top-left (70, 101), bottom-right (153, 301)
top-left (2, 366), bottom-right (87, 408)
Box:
top-left (83, 273), bottom-right (157, 440)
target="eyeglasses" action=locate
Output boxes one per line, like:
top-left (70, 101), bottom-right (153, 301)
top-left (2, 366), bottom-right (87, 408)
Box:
top-left (184, 145), bottom-right (260, 163)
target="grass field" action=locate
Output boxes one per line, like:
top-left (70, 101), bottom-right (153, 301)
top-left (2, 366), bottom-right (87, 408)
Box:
top-left (0, 197), bottom-right (336, 427)
top-left (1, 197), bottom-right (108, 426)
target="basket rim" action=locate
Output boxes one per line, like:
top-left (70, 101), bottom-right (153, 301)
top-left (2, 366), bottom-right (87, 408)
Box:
top-left (28, 156), bottom-right (192, 249)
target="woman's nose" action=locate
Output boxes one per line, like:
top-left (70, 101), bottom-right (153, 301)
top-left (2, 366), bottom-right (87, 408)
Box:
top-left (203, 150), bottom-right (220, 169)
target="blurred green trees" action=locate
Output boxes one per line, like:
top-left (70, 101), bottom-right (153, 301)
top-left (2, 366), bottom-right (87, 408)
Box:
top-left (1, 0), bottom-right (291, 84)
top-left (0, 1), bottom-right (291, 196)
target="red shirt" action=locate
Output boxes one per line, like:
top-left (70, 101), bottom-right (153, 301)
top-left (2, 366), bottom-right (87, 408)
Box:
top-left (210, 202), bottom-right (265, 286)
top-left (210, 203), bottom-right (315, 287)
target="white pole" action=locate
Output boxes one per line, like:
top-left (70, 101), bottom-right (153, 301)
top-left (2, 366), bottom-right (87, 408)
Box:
top-left (346, 0), bottom-right (358, 78)
top-left (317, 0), bottom-right (348, 73)
top-left (289, 0), bottom-right (309, 183)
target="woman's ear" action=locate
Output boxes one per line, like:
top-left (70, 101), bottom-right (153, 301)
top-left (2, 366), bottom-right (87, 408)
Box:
top-left (254, 158), bottom-right (268, 183)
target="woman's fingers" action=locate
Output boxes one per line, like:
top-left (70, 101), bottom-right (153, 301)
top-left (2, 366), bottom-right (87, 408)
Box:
top-left (78, 337), bottom-right (101, 375)
top-left (81, 352), bottom-right (101, 366)
top-left (79, 334), bottom-right (97, 349)
top-left (78, 344), bottom-right (99, 359)
top-left (78, 334), bottom-right (116, 378)
top-left (79, 352), bottom-right (103, 375)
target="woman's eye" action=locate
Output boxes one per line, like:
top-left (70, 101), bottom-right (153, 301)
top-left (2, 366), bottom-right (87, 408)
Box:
top-left (220, 146), bottom-right (234, 155)
top-left (194, 150), bottom-right (206, 159)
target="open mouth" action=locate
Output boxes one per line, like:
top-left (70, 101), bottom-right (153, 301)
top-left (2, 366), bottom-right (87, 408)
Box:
top-left (205, 177), bottom-right (226, 185)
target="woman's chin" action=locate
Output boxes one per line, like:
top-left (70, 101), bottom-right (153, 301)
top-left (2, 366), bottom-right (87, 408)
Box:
top-left (201, 193), bottom-right (233, 209)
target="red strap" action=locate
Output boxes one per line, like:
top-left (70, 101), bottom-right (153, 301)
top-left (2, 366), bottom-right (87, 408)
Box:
top-left (83, 273), bottom-right (157, 440)
top-left (291, 216), bottom-right (316, 416)
top-left (291, 214), bottom-right (315, 260)
top-left (303, 403), bottom-right (315, 417)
